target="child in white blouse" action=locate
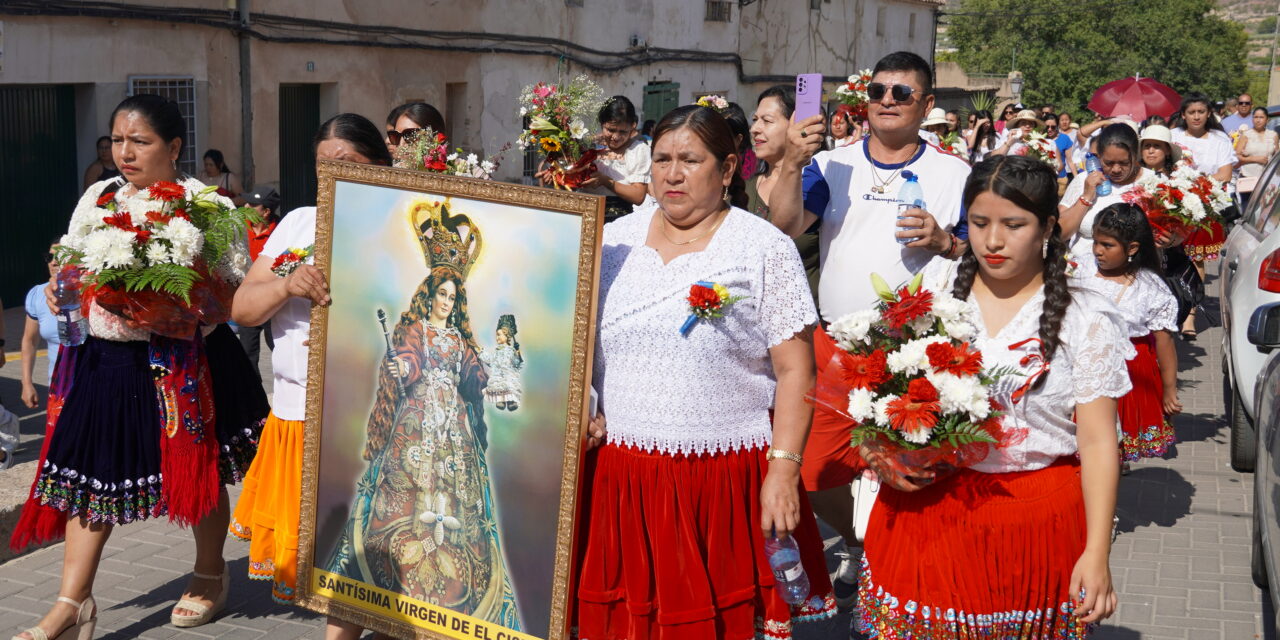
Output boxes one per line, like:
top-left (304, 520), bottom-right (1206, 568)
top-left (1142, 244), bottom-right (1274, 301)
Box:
top-left (1079, 203), bottom-right (1180, 463)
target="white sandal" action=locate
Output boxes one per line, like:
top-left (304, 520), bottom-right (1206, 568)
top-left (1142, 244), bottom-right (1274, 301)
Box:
top-left (11, 595), bottom-right (96, 640)
top-left (170, 568), bottom-right (228, 628)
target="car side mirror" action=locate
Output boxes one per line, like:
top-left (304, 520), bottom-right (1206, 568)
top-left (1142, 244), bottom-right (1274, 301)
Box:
top-left (1248, 302), bottom-right (1280, 350)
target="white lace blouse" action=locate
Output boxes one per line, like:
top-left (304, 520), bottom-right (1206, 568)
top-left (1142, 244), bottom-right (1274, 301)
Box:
top-left (62, 177), bottom-right (250, 342)
top-left (1073, 261), bottom-right (1178, 338)
top-left (593, 207), bottom-right (818, 456)
top-left (919, 258), bottom-right (1133, 473)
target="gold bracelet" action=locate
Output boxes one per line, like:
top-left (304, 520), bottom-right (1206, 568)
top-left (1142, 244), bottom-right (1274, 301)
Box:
top-left (766, 447), bottom-right (804, 466)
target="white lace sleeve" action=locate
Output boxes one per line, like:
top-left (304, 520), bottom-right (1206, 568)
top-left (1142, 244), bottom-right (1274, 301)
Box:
top-left (759, 237), bottom-right (818, 347)
top-left (1067, 309), bottom-right (1133, 405)
top-left (1142, 272), bottom-right (1179, 333)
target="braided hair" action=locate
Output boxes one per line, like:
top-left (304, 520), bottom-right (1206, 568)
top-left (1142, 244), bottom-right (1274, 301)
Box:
top-left (952, 155), bottom-right (1071, 376)
top-left (1092, 203), bottom-right (1163, 276)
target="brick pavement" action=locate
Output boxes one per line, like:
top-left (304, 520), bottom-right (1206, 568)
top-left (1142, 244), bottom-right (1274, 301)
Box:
top-left (0, 267), bottom-right (1274, 639)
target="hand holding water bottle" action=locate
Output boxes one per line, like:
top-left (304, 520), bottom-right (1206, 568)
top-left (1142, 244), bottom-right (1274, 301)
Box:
top-left (55, 266), bottom-right (88, 347)
top-left (1084, 153), bottom-right (1112, 197)
top-left (895, 172), bottom-right (951, 252)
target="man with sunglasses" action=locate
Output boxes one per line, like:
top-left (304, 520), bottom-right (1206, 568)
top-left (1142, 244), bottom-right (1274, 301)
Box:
top-left (1221, 93), bottom-right (1253, 134)
top-left (767, 50), bottom-right (972, 610)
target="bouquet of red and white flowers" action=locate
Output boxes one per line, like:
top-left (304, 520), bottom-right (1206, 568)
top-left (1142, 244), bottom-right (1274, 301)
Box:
top-left (393, 128), bottom-right (505, 180)
top-left (813, 273), bottom-right (1015, 479)
top-left (1014, 131), bottom-right (1060, 172)
top-left (59, 180), bottom-right (255, 337)
top-left (517, 75), bottom-right (605, 189)
top-left (834, 69), bottom-right (874, 122)
top-left (1122, 164), bottom-right (1231, 236)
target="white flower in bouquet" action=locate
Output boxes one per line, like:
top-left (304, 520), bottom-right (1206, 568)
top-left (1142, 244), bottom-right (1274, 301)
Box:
top-left (829, 309), bottom-right (879, 349)
top-left (569, 119), bottom-right (589, 140)
top-left (887, 335), bottom-right (949, 375)
top-left (931, 294), bottom-right (977, 341)
top-left (900, 423), bottom-right (932, 445)
top-left (928, 371), bottom-right (992, 421)
top-left (82, 227), bottom-right (139, 272)
top-left (908, 313), bottom-right (935, 335)
top-left (847, 388), bottom-right (877, 423)
top-left (157, 217), bottom-right (203, 267)
top-left (872, 394), bottom-right (896, 428)
top-left (144, 242), bottom-right (171, 266)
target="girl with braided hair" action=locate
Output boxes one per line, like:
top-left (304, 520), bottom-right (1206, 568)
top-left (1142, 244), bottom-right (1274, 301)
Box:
top-left (855, 155), bottom-right (1134, 639)
top-left (1076, 204), bottom-right (1180, 464)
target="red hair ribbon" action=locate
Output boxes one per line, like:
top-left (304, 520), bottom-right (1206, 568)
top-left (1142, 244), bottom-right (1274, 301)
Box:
top-left (1008, 337), bottom-right (1050, 404)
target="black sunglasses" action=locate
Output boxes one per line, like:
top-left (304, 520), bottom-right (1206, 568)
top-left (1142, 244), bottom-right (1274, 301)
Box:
top-left (866, 83), bottom-right (917, 103)
top-left (386, 128), bottom-right (422, 145)
top-left (1240, 101), bottom-right (1252, 106)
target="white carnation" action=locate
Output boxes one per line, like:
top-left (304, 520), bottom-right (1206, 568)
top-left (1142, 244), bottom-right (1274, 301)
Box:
top-left (900, 424), bottom-right (932, 445)
top-left (908, 313), bottom-right (935, 335)
top-left (157, 217), bottom-right (203, 267)
top-left (887, 336), bottom-right (949, 375)
top-left (846, 388), bottom-right (876, 423)
top-left (872, 394), bottom-right (896, 428)
top-left (145, 242), bottom-right (171, 265)
top-left (81, 227), bottom-right (139, 272)
top-left (829, 310), bottom-right (878, 349)
top-left (928, 371), bottom-right (990, 421)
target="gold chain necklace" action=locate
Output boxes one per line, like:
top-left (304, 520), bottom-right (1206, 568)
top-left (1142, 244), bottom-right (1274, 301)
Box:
top-left (660, 208), bottom-right (727, 246)
top-left (868, 142), bottom-right (919, 194)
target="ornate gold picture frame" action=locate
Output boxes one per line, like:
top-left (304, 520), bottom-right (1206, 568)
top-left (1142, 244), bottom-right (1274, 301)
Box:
top-left (296, 159), bottom-right (603, 640)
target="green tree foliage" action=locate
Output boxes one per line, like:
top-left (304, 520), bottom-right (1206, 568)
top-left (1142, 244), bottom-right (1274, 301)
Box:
top-left (946, 0), bottom-right (1249, 117)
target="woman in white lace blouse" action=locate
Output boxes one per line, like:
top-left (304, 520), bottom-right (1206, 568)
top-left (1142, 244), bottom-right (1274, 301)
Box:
top-left (855, 155), bottom-right (1130, 639)
top-left (574, 105), bottom-right (837, 639)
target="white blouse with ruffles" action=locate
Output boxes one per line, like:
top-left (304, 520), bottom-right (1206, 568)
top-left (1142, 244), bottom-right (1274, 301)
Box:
top-left (593, 207), bottom-right (817, 456)
top-left (919, 257), bottom-right (1133, 473)
top-left (1073, 260), bottom-right (1178, 338)
top-left (61, 177), bottom-right (251, 342)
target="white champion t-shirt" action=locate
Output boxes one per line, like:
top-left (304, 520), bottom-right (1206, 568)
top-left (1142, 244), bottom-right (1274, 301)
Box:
top-left (258, 206), bottom-right (316, 421)
top-left (803, 138), bottom-right (970, 322)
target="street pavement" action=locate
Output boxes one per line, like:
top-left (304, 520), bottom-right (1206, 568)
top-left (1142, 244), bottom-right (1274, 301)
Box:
top-left (0, 265), bottom-right (1274, 639)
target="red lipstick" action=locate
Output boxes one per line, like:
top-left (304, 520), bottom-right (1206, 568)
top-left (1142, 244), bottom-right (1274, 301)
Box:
top-left (983, 254), bottom-right (1008, 265)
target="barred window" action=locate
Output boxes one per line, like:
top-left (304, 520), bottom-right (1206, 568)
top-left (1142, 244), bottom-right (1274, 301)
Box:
top-left (706, 0), bottom-right (732, 22)
top-left (127, 76), bottom-right (198, 176)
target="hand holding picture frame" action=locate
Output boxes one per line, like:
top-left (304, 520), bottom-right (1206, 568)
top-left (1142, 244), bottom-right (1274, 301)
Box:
top-left (295, 159), bottom-right (603, 640)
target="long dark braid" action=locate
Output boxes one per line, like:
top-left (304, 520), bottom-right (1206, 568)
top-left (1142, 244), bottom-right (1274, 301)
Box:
top-left (952, 155), bottom-right (1069, 377)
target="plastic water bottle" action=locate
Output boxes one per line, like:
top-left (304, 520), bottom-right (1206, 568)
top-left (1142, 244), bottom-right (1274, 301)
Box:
top-left (1085, 153), bottom-right (1112, 196)
top-left (55, 267), bottom-right (87, 347)
top-left (764, 535), bottom-right (810, 605)
top-left (896, 172), bottom-right (925, 245)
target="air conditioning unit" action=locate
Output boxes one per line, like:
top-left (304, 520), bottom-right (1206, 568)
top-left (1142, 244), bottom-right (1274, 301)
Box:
top-left (629, 35), bottom-right (647, 49)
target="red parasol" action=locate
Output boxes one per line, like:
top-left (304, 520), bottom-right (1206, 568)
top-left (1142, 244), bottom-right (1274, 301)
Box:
top-left (1087, 76), bottom-right (1181, 122)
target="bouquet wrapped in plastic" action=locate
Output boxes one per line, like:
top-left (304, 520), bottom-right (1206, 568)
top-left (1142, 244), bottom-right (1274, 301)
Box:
top-left (59, 180), bottom-right (255, 338)
top-left (811, 273), bottom-right (1016, 488)
top-left (1122, 164), bottom-right (1231, 238)
top-left (517, 75), bottom-right (605, 190)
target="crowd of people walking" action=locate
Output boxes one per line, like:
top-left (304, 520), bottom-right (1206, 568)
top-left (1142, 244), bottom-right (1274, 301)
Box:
top-left (1, 48), bottom-right (1270, 640)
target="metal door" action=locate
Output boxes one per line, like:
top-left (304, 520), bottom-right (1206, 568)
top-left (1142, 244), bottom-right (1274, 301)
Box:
top-left (0, 84), bottom-right (78, 304)
top-left (279, 84), bottom-right (321, 215)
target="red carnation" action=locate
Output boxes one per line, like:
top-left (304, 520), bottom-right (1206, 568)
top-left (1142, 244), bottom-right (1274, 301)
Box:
top-left (906, 378), bottom-right (939, 403)
top-left (926, 341), bottom-right (984, 377)
top-left (272, 252), bottom-right (300, 270)
top-left (688, 285), bottom-right (721, 310)
top-left (134, 228), bottom-right (152, 243)
top-left (835, 349), bottom-right (891, 391)
top-left (96, 191), bottom-right (115, 207)
top-left (883, 286), bottom-right (934, 330)
top-left (148, 181), bottom-right (186, 202)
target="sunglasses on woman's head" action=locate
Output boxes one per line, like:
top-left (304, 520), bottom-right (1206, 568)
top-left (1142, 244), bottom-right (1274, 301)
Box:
top-left (386, 128), bottom-right (422, 145)
top-left (866, 83), bottom-right (916, 103)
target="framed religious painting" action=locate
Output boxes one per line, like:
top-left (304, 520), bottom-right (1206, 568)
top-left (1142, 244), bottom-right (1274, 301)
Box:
top-left (296, 159), bottom-right (604, 640)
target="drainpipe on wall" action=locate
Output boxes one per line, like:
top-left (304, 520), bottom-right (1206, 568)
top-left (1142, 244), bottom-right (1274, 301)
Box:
top-left (238, 0), bottom-right (254, 188)
top-left (928, 6), bottom-right (939, 73)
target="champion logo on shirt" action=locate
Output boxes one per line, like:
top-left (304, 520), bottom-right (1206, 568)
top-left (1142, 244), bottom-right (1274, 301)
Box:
top-left (862, 193), bottom-right (900, 203)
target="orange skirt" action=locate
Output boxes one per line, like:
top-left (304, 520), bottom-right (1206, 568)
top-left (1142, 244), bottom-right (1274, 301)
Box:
top-left (229, 412), bottom-right (304, 603)
top-left (576, 444), bottom-right (837, 640)
top-left (856, 459), bottom-right (1093, 639)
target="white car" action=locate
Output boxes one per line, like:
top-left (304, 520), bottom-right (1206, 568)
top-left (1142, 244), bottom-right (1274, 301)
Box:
top-left (1222, 152), bottom-right (1280, 472)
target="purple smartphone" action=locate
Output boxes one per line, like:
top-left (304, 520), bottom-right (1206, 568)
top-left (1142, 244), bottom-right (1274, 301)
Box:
top-left (794, 73), bottom-right (823, 121)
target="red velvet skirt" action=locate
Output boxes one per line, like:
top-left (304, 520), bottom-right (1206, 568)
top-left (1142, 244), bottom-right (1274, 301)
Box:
top-left (1182, 221), bottom-right (1225, 261)
top-left (1120, 334), bottom-right (1174, 461)
top-left (855, 459), bottom-right (1092, 639)
top-left (575, 444), bottom-right (836, 640)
